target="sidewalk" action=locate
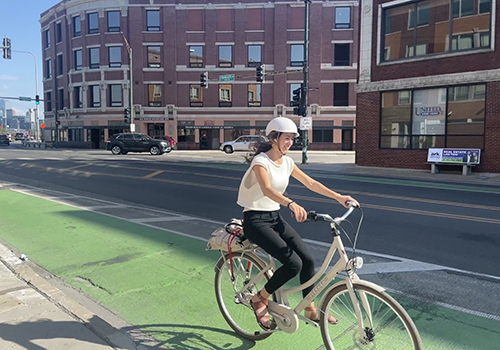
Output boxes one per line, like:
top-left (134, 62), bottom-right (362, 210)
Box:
top-left (0, 243), bottom-right (149, 350)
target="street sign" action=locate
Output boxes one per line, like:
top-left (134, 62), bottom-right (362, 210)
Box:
top-left (219, 74), bottom-right (235, 82)
top-left (19, 96), bottom-right (32, 102)
top-left (300, 116), bottom-right (312, 130)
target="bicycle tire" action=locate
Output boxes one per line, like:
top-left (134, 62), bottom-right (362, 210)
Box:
top-left (214, 251), bottom-right (275, 341)
top-left (320, 282), bottom-right (422, 350)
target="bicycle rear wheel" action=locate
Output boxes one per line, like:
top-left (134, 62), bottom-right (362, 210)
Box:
top-left (320, 283), bottom-right (422, 350)
top-left (214, 251), bottom-right (275, 341)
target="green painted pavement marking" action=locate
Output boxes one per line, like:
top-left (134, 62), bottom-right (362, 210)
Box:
top-left (0, 190), bottom-right (499, 349)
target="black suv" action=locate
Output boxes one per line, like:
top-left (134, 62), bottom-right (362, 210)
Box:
top-left (106, 133), bottom-right (170, 155)
top-left (0, 134), bottom-right (10, 146)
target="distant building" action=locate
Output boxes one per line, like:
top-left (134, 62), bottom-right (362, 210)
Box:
top-left (0, 100), bottom-right (12, 128)
top-left (356, 0), bottom-right (499, 173)
top-left (40, 0), bottom-right (358, 150)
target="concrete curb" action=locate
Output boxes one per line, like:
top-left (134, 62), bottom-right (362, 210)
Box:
top-left (0, 242), bottom-right (152, 350)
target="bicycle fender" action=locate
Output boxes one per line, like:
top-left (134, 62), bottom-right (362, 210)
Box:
top-left (318, 279), bottom-right (386, 309)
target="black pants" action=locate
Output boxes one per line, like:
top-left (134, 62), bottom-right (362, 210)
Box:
top-left (243, 210), bottom-right (315, 298)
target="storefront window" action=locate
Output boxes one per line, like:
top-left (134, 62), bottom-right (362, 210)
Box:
top-left (177, 121), bottom-right (195, 143)
top-left (380, 84), bottom-right (485, 149)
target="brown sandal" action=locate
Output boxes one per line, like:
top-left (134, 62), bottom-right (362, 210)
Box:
top-left (250, 291), bottom-right (273, 330)
top-left (304, 306), bottom-right (338, 325)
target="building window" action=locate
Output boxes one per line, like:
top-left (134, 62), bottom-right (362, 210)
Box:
top-left (452, 0), bottom-right (474, 18)
top-left (59, 89), bottom-right (65, 109)
top-left (148, 46), bottom-right (161, 68)
top-left (56, 22), bottom-right (62, 43)
top-left (74, 49), bottom-right (82, 71)
top-left (479, 0), bottom-right (491, 14)
top-left (45, 59), bottom-right (52, 79)
top-left (109, 46), bottom-right (121, 68)
top-left (248, 45), bottom-right (262, 67)
top-left (406, 43), bottom-right (428, 57)
top-left (334, 83), bottom-right (349, 106)
top-left (89, 47), bottom-right (100, 69)
top-left (334, 44), bottom-right (350, 66)
top-left (109, 84), bottom-right (122, 107)
top-left (219, 84), bottom-right (232, 107)
top-left (177, 121), bottom-right (196, 143)
top-left (107, 11), bottom-right (120, 32)
top-left (313, 121), bottom-right (334, 143)
top-left (335, 7), bottom-right (351, 29)
top-left (57, 55), bottom-right (63, 75)
top-left (46, 91), bottom-right (52, 111)
top-left (90, 85), bottom-right (100, 107)
top-left (218, 45), bottom-right (233, 68)
top-left (73, 15), bottom-right (81, 37)
top-left (382, 0), bottom-right (491, 62)
top-left (44, 29), bottom-right (50, 49)
top-left (148, 84), bottom-right (162, 107)
top-left (290, 44), bottom-right (304, 67)
top-left (146, 10), bottom-right (160, 31)
top-left (87, 12), bottom-right (98, 34)
top-left (380, 85), bottom-right (485, 149)
top-left (189, 46), bottom-right (203, 68)
top-left (74, 86), bottom-right (82, 108)
top-left (408, 3), bottom-right (430, 29)
top-left (190, 85), bottom-right (203, 107)
top-left (247, 84), bottom-right (262, 107)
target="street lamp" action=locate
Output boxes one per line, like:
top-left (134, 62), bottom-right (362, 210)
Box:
top-left (121, 32), bottom-right (134, 132)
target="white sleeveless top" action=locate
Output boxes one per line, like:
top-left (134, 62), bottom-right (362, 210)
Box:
top-left (237, 153), bottom-right (295, 211)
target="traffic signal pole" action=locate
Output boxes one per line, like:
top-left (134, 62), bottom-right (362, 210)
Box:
top-left (121, 32), bottom-right (134, 131)
top-left (301, 0), bottom-right (311, 165)
top-left (12, 50), bottom-right (40, 142)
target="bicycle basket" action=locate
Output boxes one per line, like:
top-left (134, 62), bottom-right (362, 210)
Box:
top-left (206, 219), bottom-right (253, 252)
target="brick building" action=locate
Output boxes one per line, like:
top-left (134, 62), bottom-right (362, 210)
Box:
top-left (39, 0), bottom-right (359, 150)
top-left (356, 0), bottom-right (499, 172)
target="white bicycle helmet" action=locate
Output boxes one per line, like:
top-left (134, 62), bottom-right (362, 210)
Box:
top-left (265, 117), bottom-right (299, 137)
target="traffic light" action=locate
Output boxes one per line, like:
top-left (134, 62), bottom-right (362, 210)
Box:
top-left (55, 121), bottom-right (60, 126)
top-left (256, 64), bottom-right (265, 83)
top-left (123, 107), bottom-right (130, 124)
top-left (292, 84), bottom-right (303, 116)
top-left (35, 95), bottom-right (40, 105)
top-left (200, 71), bottom-right (208, 88)
top-left (2, 36), bottom-right (11, 60)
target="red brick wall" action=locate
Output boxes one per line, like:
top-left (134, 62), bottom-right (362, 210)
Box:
top-left (483, 82), bottom-right (500, 173)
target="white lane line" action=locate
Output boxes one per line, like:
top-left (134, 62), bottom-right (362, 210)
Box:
top-left (129, 216), bottom-right (194, 223)
top-left (79, 205), bottom-right (128, 210)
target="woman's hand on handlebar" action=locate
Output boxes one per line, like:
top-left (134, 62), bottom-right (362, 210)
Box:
top-left (289, 202), bottom-right (308, 222)
top-left (337, 195), bottom-right (360, 208)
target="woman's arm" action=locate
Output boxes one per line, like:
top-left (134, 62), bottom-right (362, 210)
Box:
top-left (291, 164), bottom-right (359, 208)
top-left (253, 165), bottom-right (308, 222)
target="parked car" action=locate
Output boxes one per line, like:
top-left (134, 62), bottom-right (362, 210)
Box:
top-left (15, 132), bottom-right (26, 141)
top-left (105, 133), bottom-right (171, 155)
top-left (152, 136), bottom-right (176, 151)
top-left (219, 135), bottom-right (266, 154)
top-left (0, 134), bottom-right (10, 146)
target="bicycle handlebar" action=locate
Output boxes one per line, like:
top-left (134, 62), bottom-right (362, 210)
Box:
top-left (304, 201), bottom-right (359, 225)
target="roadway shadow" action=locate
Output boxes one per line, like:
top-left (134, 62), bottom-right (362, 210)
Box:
top-left (121, 322), bottom-right (256, 350)
top-left (0, 319), bottom-right (112, 350)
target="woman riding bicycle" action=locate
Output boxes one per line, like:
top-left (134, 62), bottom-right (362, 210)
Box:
top-left (237, 116), bottom-right (359, 330)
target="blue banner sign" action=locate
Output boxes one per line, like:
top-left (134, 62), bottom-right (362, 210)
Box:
top-left (427, 148), bottom-right (481, 164)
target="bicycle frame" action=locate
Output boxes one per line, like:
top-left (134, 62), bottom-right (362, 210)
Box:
top-left (227, 218), bottom-right (375, 337)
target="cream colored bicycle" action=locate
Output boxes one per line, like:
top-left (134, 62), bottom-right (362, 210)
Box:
top-left (211, 203), bottom-right (422, 349)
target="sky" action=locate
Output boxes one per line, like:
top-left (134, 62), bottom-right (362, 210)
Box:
top-left (0, 0), bottom-right (60, 117)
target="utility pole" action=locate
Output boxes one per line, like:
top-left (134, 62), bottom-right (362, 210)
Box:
top-left (301, 0), bottom-right (311, 164)
top-left (121, 32), bottom-right (134, 132)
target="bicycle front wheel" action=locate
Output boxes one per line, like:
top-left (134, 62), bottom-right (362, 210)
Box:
top-left (320, 282), bottom-right (422, 350)
top-left (214, 251), bottom-right (275, 341)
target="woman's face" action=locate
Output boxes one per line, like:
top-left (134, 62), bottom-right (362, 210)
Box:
top-left (275, 132), bottom-right (295, 153)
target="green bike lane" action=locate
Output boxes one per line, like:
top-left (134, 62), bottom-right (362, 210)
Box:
top-left (0, 189), bottom-right (498, 350)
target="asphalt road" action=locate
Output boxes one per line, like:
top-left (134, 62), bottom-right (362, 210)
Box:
top-left (0, 144), bottom-right (499, 277)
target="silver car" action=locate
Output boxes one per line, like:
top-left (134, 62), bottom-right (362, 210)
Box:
top-left (219, 135), bottom-right (266, 154)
